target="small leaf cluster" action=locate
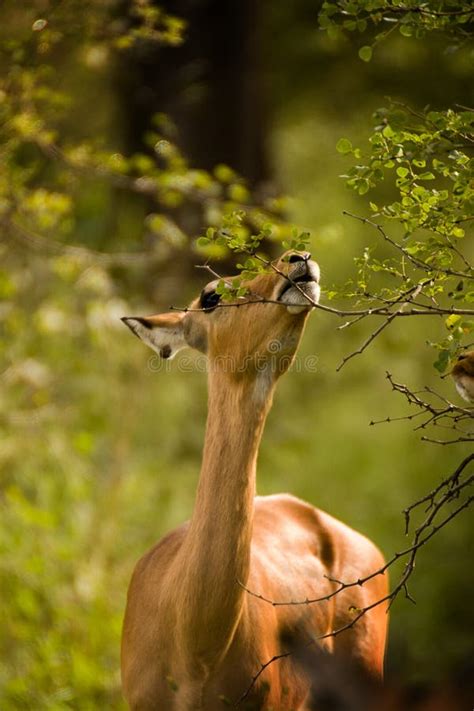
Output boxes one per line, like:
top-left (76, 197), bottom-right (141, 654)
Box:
top-left (338, 102), bottom-right (473, 244)
top-left (320, 0), bottom-right (474, 62)
top-left (198, 216), bottom-right (311, 300)
top-left (431, 313), bottom-right (473, 371)
top-left (114, 0), bottom-right (186, 50)
top-left (335, 101), bottom-right (473, 369)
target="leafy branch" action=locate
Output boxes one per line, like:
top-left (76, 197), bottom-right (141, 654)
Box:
top-left (319, 0), bottom-right (474, 63)
top-left (0, 11), bottom-right (288, 265)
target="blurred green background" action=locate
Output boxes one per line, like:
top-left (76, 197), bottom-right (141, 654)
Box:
top-left (0, 1), bottom-right (472, 708)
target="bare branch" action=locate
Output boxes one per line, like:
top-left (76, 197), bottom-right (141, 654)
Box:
top-left (169, 261), bottom-right (474, 318)
top-left (420, 435), bottom-right (474, 445)
top-left (403, 452), bottom-right (474, 532)
top-left (335, 283), bottom-right (423, 371)
top-left (381, 373), bottom-right (474, 444)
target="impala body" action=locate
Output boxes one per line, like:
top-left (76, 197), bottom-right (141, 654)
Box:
top-left (121, 253), bottom-right (388, 710)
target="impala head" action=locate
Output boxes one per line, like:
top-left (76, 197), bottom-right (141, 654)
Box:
top-left (451, 350), bottom-right (474, 404)
top-left (122, 251), bottom-right (320, 383)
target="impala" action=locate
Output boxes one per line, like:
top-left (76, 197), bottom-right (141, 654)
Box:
top-left (121, 252), bottom-right (388, 710)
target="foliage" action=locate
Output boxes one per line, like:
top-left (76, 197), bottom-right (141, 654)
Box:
top-left (0, 0), bottom-right (284, 267)
top-left (197, 2), bottom-right (474, 370)
top-left (335, 100), bottom-right (473, 369)
top-left (197, 211), bottom-right (311, 300)
top-left (0, 2), bottom-right (282, 708)
top-left (0, 248), bottom-right (129, 708)
top-left (1, 1), bottom-right (473, 709)
top-left (319, 0), bottom-right (474, 61)
top-left (336, 104), bottom-right (473, 238)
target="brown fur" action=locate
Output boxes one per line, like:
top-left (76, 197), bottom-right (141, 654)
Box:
top-left (121, 254), bottom-right (388, 710)
top-left (452, 351), bottom-right (474, 403)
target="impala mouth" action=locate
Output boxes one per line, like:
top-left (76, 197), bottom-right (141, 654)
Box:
top-left (277, 261), bottom-right (321, 314)
top-left (278, 273), bottom-right (316, 299)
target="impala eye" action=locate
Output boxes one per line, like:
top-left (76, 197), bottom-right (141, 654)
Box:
top-left (200, 289), bottom-right (221, 312)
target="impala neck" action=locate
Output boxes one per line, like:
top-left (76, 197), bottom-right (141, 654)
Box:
top-left (175, 365), bottom-right (274, 666)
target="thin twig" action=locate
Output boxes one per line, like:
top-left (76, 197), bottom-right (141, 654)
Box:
top-left (343, 211), bottom-right (474, 281)
top-left (335, 284), bottom-right (423, 371)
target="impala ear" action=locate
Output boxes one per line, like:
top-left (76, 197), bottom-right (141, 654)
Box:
top-left (121, 312), bottom-right (187, 360)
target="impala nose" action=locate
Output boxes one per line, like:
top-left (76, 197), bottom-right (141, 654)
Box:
top-left (288, 252), bottom-right (311, 263)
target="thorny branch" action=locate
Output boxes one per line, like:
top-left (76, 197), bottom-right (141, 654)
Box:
top-left (372, 372), bottom-right (474, 445)
top-left (170, 299), bottom-right (474, 317)
top-left (334, 283), bottom-right (424, 371)
top-left (236, 453), bottom-right (474, 706)
top-left (170, 264), bottom-right (474, 319)
top-left (364, 5), bottom-right (474, 18)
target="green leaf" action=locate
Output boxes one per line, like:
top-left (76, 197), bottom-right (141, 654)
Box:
top-left (433, 350), bottom-right (450, 373)
top-left (358, 45), bottom-right (373, 62)
top-left (214, 164), bottom-right (235, 183)
top-left (399, 24), bottom-right (413, 37)
top-left (319, 14), bottom-right (333, 29)
top-left (228, 184), bottom-right (250, 203)
top-left (396, 167), bottom-right (409, 178)
top-left (445, 314), bottom-right (461, 330)
top-left (382, 125), bottom-right (395, 138)
top-left (358, 180), bottom-right (370, 195)
top-left (336, 138), bottom-right (353, 154)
